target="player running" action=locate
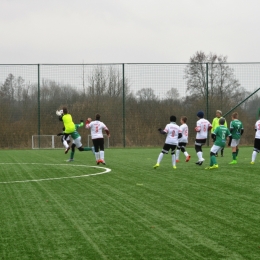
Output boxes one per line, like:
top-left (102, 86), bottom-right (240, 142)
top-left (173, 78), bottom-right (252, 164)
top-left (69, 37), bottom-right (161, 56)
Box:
top-left (228, 112), bottom-right (244, 164)
top-left (176, 116), bottom-right (191, 163)
top-left (195, 111), bottom-right (212, 166)
top-left (205, 118), bottom-right (231, 170)
top-left (153, 115), bottom-right (182, 170)
top-left (85, 113), bottom-right (110, 165)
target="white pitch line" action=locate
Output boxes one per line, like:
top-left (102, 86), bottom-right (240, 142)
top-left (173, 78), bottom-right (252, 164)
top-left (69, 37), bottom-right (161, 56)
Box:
top-left (0, 163), bottom-right (111, 184)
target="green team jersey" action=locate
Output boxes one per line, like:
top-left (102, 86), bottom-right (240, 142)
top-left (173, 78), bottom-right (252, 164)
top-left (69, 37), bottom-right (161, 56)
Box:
top-left (213, 125), bottom-right (231, 147)
top-left (230, 119), bottom-right (243, 139)
top-left (68, 122), bottom-right (83, 139)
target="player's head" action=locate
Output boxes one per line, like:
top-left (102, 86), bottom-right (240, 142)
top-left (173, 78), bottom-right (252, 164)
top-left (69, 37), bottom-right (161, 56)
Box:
top-left (170, 115), bottom-right (176, 122)
top-left (216, 110), bottom-right (222, 118)
top-left (96, 113), bottom-right (101, 120)
top-left (197, 111), bottom-right (204, 119)
top-left (219, 118), bottom-right (225, 125)
top-left (232, 112), bottom-right (238, 119)
top-left (63, 107), bottom-right (68, 114)
top-left (181, 116), bottom-right (187, 123)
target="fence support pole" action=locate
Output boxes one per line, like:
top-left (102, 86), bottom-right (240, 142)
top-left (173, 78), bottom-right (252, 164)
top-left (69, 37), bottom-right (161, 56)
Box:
top-left (38, 64), bottom-right (41, 148)
top-left (206, 63), bottom-right (209, 146)
top-left (122, 63), bottom-right (126, 148)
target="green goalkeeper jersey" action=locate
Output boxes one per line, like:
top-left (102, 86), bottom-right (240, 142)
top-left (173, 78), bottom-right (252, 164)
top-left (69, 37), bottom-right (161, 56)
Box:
top-left (230, 119), bottom-right (243, 139)
top-left (213, 125), bottom-right (231, 147)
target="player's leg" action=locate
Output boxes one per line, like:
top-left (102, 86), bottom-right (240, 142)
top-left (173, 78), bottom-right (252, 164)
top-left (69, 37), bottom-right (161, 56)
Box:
top-left (229, 139), bottom-right (239, 164)
top-left (67, 143), bottom-right (76, 162)
top-left (180, 142), bottom-right (190, 162)
top-left (171, 145), bottom-right (177, 169)
top-left (221, 147), bottom-right (224, 157)
top-left (251, 138), bottom-right (260, 164)
top-left (75, 136), bottom-right (92, 152)
top-left (154, 144), bottom-right (169, 169)
top-left (99, 138), bottom-right (106, 165)
top-left (62, 134), bottom-right (70, 153)
top-left (195, 139), bottom-right (206, 165)
top-left (92, 139), bottom-right (100, 164)
top-left (176, 145), bottom-right (180, 162)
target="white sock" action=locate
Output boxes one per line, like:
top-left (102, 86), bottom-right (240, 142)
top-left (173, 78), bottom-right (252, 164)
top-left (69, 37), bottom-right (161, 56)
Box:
top-left (184, 151), bottom-right (189, 157)
top-left (95, 152), bottom-right (99, 161)
top-left (157, 152), bottom-right (164, 164)
top-left (252, 151), bottom-right (257, 162)
top-left (100, 151), bottom-right (104, 160)
top-left (176, 150), bottom-right (180, 160)
top-left (172, 154), bottom-right (176, 166)
top-left (63, 140), bottom-right (69, 149)
top-left (197, 151), bottom-right (202, 161)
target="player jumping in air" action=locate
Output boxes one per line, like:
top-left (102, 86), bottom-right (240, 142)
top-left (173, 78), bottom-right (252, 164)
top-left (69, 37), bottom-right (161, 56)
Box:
top-left (228, 112), bottom-right (244, 164)
top-left (86, 113), bottom-right (110, 165)
top-left (211, 110), bottom-right (227, 157)
top-left (176, 116), bottom-right (191, 163)
top-left (205, 118), bottom-right (231, 170)
top-left (154, 115), bottom-right (182, 170)
top-left (195, 111), bottom-right (212, 166)
top-left (57, 120), bottom-right (92, 162)
top-left (251, 113), bottom-right (260, 164)
top-left (58, 107), bottom-right (76, 154)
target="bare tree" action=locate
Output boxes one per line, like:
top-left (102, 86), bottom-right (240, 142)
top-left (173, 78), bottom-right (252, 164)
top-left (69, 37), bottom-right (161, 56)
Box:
top-left (165, 87), bottom-right (180, 100)
top-left (136, 88), bottom-right (157, 101)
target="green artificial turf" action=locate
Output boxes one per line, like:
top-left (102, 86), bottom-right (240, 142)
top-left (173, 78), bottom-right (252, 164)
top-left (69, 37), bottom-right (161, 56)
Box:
top-left (0, 147), bottom-right (259, 259)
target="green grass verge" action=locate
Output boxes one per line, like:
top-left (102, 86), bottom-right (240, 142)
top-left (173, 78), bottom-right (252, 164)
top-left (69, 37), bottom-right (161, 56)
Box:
top-left (0, 147), bottom-right (259, 259)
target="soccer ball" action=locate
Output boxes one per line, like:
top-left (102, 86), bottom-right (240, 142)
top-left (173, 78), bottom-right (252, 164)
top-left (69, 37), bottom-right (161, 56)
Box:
top-left (56, 110), bottom-right (63, 116)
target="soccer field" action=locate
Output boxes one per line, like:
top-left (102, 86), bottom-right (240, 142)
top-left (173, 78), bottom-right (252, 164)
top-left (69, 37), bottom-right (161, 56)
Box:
top-left (0, 147), bottom-right (259, 260)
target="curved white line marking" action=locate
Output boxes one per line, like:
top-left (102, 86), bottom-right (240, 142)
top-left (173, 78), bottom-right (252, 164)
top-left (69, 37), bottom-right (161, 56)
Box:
top-left (0, 163), bottom-right (111, 184)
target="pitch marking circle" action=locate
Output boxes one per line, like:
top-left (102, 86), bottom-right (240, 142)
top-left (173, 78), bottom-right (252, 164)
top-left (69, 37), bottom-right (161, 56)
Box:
top-left (0, 163), bottom-right (111, 184)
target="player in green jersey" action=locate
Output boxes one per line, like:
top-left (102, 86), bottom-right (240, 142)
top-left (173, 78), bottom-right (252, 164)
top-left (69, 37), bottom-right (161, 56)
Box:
top-left (211, 110), bottom-right (227, 157)
top-left (228, 112), bottom-right (244, 164)
top-left (57, 121), bottom-right (92, 162)
top-left (205, 118), bottom-right (231, 170)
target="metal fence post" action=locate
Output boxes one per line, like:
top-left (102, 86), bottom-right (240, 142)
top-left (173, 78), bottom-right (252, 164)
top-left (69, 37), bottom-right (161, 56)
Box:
top-left (122, 63), bottom-right (126, 147)
top-left (38, 64), bottom-right (41, 148)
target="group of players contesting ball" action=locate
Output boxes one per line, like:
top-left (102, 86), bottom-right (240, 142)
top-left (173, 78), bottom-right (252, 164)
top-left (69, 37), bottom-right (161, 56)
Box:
top-left (56, 107), bottom-right (110, 165)
top-left (154, 110), bottom-right (260, 170)
top-left (56, 107), bottom-right (260, 169)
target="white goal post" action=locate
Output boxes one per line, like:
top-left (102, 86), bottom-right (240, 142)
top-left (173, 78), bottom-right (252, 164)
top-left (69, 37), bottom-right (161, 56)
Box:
top-left (32, 135), bottom-right (64, 149)
top-left (88, 134), bottom-right (109, 148)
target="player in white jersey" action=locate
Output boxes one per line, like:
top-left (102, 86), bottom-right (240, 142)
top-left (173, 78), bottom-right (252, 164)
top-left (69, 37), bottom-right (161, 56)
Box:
top-left (195, 111), bottom-right (212, 166)
top-left (85, 113), bottom-right (110, 165)
top-left (176, 116), bottom-right (191, 163)
top-left (251, 117), bottom-right (260, 164)
top-left (153, 115), bottom-right (182, 170)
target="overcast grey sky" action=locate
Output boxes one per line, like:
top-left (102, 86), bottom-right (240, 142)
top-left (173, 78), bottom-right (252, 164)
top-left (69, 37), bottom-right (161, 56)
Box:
top-left (1, 0), bottom-right (259, 64)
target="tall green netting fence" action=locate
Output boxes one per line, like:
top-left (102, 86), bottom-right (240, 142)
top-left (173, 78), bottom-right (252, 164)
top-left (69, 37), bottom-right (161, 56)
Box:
top-left (0, 63), bottom-right (259, 149)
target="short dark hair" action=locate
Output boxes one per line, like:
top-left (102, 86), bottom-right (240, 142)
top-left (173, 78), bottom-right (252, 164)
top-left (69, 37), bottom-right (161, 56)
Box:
top-left (181, 116), bottom-right (187, 123)
top-left (170, 115), bottom-right (176, 122)
top-left (232, 112), bottom-right (238, 119)
top-left (96, 113), bottom-right (101, 120)
top-left (62, 107), bottom-right (68, 114)
top-left (219, 118), bottom-right (225, 125)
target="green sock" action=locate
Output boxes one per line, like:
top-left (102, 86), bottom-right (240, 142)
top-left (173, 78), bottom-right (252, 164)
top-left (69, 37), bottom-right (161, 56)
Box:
top-left (211, 155), bottom-right (217, 165)
top-left (210, 156), bottom-right (213, 166)
top-left (232, 152), bottom-right (236, 160)
top-left (83, 147), bottom-right (92, 151)
top-left (70, 151), bottom-right (75, 159)
top-left (236, 149), bottom-right (239, 157)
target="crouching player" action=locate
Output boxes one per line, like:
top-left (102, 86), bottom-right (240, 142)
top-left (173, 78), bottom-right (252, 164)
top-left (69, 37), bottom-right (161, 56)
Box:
top-left (57, 120), bottom-right (92, 162)
top-left (205, 118), bottom-right (231, 170)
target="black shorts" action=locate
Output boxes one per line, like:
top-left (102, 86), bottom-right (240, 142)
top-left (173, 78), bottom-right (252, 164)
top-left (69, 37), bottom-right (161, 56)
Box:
top-left (177, 142), bottom-right (187, 148)
top-left (254, 138), bottom-right (260, 151)
top-left (162, 143), bottom-right (177, 154)
top-left (92, 138), bottom-right (104, 152)
top-left (195, 139), bottom-right (206, 146)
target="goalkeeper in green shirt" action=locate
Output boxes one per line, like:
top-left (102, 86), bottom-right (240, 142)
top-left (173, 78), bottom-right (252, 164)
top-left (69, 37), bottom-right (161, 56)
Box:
top-left (211, 110), bottom-right (227, 157)
top-left (205, 118), bottom-right (231, 170)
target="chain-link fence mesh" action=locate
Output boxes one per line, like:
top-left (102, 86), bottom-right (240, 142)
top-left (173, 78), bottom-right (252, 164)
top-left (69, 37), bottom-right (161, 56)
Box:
top-left (0, 63), bottom-right (259, 148)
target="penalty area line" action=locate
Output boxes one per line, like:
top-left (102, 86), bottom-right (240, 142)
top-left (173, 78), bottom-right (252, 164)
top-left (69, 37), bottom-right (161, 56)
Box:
top-left (0, 163), bottom-right (111, 184)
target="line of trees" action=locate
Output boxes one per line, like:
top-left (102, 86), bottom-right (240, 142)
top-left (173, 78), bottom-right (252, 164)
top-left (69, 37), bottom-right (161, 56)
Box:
top-left (0, 55), bottom-right (258, 148)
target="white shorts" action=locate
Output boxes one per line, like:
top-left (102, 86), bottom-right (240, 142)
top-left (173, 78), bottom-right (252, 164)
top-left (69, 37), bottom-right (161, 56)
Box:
top-left (210, 145), bottom-right (222, 154)
top-left (72, 136), bottom-right (82, 148)
top-left (231, 139), bottom-right (240, 147)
